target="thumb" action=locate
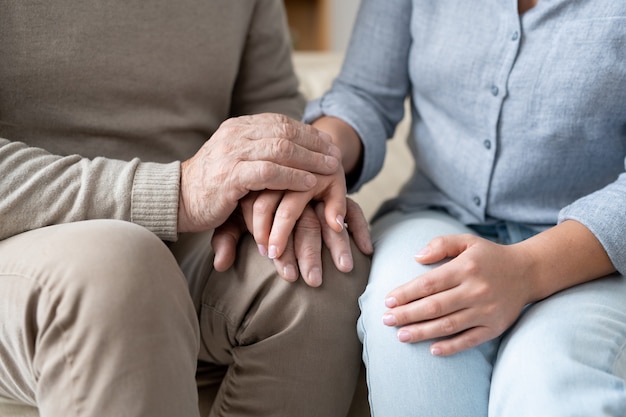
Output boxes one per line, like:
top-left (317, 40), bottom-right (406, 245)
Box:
top-left (211, 214), bottom-right (246, 272)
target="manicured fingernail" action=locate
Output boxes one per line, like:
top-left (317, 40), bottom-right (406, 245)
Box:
top-left (397, 330), bottom-right (411, 343)
top-left (382, 314), bottom-right (397, 326)
top-left (268, 245), bottom-right (278, 259)
top-left (430, 346), bottom-right (443, 356)
top-left (304, 174), bottom-right (317, 188)
top-left (339, 254), bottom-right (353, 269)
top-left (336, 215), bottom-right (344, 231)
top-left (385, 297), bottom-right (398, 308)
top-left (284, 264), bottom-right (298, 281)
top-left (257, 244), bottom-right (268, 257)
top-left (415, 247), bottom-right (431, 259)
top-left (308, 267), bottom-right (322, 287)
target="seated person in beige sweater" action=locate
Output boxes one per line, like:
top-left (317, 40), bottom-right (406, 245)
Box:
top-left (0, 1), bottom-right (372, 416)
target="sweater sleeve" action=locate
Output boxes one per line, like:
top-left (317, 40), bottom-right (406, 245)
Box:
top-left (0, 138), bottom-right (180, 242)
top-left (229, 0), bottom-right (305, 119)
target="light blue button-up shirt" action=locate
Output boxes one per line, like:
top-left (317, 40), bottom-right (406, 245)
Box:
top-left (304, 0), bottom-right (626, 273)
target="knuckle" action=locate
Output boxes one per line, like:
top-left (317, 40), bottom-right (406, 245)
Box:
top-left (440, 317), bottom-right (457, 334)
top-left (472, 281), bottom-right (491, 300)
top-left (297, 211), bottom-right (320, 231)
top-left (461, 258), bottom-right (481, 276)
top-left (275, 205), bottom-right (297, 221)
top-left (253, 197), bottom-right (275, 216)
top-left (461, 332), bottom-right (482, 349)
top-left (257, 161), bottom-right (276, 182)
top-left (274, 113), bottom-right (289, 125)
top-left (419, 276), bottom-right (437, 294)
top-left (274, 137), bottom-right (294, 157)
top-left (274, 120), bottom-right (296, 140)
top-left (429, 235), bottom-right (446, 249)
top-left (423, 299), bottom-right (442, 317)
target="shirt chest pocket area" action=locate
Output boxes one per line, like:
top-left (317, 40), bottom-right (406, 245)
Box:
top-left (529, 17), bottom-right (626, 141)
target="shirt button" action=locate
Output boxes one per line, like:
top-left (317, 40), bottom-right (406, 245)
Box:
top-left (511, 31), bottom-right (519, 41)
top-left (491, 85), bottom-right (499, 96)
top-left (473, 196), bottom-right (481, 206)
top-left (483, 139), bottom-right (492, 150)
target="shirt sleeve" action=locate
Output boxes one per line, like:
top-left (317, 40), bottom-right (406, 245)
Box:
top-left (229, 0), bottom-right (305, 120)
top-left (558, 163), bottom-right (626, 276)
top-left (0, 138), bottom-right (180, 242)
top-left (303, 0), bottom-right (413, 193)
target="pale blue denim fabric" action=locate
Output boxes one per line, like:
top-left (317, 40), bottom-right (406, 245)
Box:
top-left (304, 1), bottom-right (626, 414)
top-left (359, 210), bottom-right (626, 416)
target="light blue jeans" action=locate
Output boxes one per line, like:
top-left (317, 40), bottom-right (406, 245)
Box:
top-left (358, 210), bottom-right (626, 416)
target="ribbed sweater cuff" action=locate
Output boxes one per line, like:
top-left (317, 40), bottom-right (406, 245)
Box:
top-left (131, 161), bottom-right (181, 241)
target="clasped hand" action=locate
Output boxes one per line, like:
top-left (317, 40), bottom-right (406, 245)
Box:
top-left (211, 136), bottom-right (372, 287)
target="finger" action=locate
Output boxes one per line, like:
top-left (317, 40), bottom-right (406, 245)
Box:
top-left (315, 203), bottom-right (353, 273)
top-left (273, 234), bottom-right (300, 283)
top-left (294, 206), bottom-right (324, 287)
top-left (211, 215), bottom-right (246, 272)
top-left (383, 287), bottom-right (469, 327)
top-left (236, 162), bottom-right (318, 193)
top-left (345, 198), bottom-right (373, 255)
top-left (415, 234), bottom-right (475, 264)
top-left (254, 136), bottom-right (340, 175)
top-left (242, 191), bottom-right (283, 256)
top-left (385, 267), bottom-right (458, 308)
top-left (319, 175), bottom-right (347, 234)
top-left (429, 327), bottom-right (493, 357)
top-left (233, 113), bottom-right (337, 153)
top-left (225, 114), bottom-right (341, 175)
top-left (394, 308), bottom-right (479, 345)
top-left (267, 191), bottom-right (312, 259)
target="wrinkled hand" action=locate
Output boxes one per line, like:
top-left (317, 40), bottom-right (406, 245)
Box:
top-left (212, 196), bottom-right (373, 287)
top-left (382, 234), bottom-right (533, 356)
top-left (177, 113), bottom-right (341, 233)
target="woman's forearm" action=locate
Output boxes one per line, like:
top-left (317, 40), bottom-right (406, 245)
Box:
top-left (519, 219), bottom-right (617, 302)
top-left (312, 116), bottom-right (363, 177)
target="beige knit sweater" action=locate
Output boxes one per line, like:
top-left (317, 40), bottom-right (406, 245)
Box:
top-left (0, 0), bottom-right (305, 241)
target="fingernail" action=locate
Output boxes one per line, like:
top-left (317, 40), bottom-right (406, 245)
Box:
top-left (308, 267), bottom-right (322, 287)
top-left (336, 215), bottom-right (345, 231)
top-left (283, 264), bottom-right (298, 281)
top-left (339, 254), bottom-right (353, 270)
top-left (268, 245), bottom-right (278, 259)
top-left (304, 174), bottom-right (317, 188)
top-left (325, 155), bottom-right (339, 170)
top-left (318, 130), bottom-right (332, 142)
top-left (257, 244), bottom-right (268, 257)
top-left (397, 330), bottom-right (411, 343)
top-left (385, 297), bottom-right (398, 308)
top-left (430, 346), bottom-right (443, 356)
top-left (382, 314), bottom-right (397, 326)
top-left (329, 144), bottom-right (342, 160)
top-left (415, 247), bottom-right (431, 259)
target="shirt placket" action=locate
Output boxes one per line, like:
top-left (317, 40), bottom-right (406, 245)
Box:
top-left (470, 11), bottom-right (523, 221)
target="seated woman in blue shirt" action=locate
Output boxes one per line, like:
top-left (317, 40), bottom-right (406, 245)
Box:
top-left (298, 0), bottom-right (626, 415)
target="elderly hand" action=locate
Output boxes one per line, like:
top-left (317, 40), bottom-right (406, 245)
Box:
top-left (177, 113), bottom-right (341, 233)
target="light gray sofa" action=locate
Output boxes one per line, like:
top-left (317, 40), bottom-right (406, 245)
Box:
top-left (0, 51), bottom-right (411, 417)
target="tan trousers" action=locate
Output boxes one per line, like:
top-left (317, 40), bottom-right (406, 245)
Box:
top-left (0, 220), bottom-right (370, 417)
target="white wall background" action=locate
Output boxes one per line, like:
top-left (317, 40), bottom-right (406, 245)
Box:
top-left (329, 0), bottom-right (361, 51)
